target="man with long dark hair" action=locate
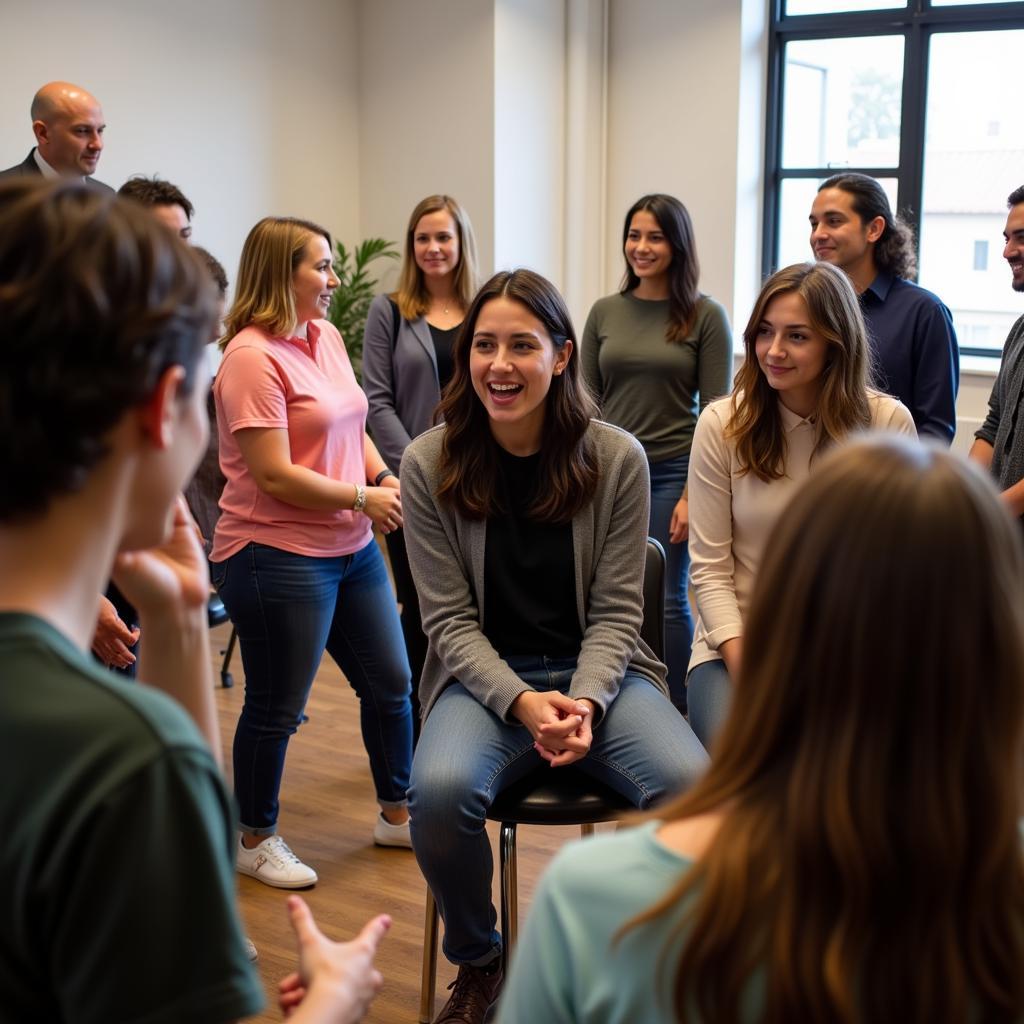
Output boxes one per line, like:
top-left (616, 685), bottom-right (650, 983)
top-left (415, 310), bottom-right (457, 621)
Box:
top-left (809, 172), bottom-right (958, 444)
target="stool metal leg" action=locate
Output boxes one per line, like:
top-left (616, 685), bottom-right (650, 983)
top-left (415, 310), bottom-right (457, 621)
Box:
top-left (220, 625), bottom-right (237, 688)
top-left (498, 820), bottom-right (518, 974)
top-left (420, 888), bottom-right (439, 1023)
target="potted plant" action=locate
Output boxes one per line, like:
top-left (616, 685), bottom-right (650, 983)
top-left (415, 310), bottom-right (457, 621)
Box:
top-left (326, 237), bottom-right (400, 381)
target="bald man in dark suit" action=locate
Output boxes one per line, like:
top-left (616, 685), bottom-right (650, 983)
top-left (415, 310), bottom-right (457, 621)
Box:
top-left (0, 80), bottom-right (113, 192)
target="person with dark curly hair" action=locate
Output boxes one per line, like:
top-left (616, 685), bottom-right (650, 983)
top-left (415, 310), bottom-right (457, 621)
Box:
top-left (809, 173), bottom-right (959, 444)
top-left (119, 174), bottom-right (194, 241)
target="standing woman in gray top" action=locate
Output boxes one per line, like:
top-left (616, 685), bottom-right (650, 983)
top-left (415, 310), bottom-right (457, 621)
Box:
top-left (363, 195), bottom-right (479, 731)
top-left (582, 194), bottom-right (732, 713)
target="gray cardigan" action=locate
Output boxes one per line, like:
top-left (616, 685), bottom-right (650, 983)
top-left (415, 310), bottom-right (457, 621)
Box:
top-left (400, 420), bottom-right (669, 723)
top-left (362, 292), bottom-right (442, 475)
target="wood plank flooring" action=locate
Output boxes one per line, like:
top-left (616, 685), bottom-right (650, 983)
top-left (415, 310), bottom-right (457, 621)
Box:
top-left (211, 622), bottom-right (604, 1022)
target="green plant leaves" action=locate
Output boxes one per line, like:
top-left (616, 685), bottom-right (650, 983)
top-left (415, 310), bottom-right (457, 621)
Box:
top-left (326, 237), bottom-right (400, 382)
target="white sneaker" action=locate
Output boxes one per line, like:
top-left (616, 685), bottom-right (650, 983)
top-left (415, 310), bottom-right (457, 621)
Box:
top-left (373, 813), bottom-right (412, 848)
top-left (236, 834), bottom-right (318, 889)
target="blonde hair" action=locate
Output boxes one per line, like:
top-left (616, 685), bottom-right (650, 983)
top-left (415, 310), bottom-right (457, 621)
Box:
top-left (220, 216), bottom-right (331, 348)
top-left (632, 436), bottom-right (1024, 1023)
top-left (727, 262), bottom-right (872, 481)
top-left (394, 195), bottom-right (478, 321)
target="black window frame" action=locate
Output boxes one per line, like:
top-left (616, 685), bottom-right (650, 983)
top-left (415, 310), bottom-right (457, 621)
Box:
top-left (763, 0), bottom-right (1024, 358)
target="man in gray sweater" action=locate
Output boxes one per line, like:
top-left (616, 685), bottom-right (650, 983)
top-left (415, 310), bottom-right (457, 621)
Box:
top-left (970, 185), bottom-right (1024, 520)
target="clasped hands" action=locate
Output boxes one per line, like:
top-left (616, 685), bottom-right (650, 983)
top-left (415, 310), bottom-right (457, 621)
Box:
top-left (511, 690), bottom-right (595, 768)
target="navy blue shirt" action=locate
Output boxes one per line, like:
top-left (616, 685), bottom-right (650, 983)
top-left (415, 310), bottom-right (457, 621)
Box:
top-left (860, 273), bottom-right (959, 444)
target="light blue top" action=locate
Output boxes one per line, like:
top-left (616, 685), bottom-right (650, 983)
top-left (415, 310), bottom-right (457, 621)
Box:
top-left (498, 821), bottom-right (698, 1023)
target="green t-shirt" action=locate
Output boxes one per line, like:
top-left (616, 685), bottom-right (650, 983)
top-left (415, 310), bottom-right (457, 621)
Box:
top-left (0, 613), bottom-right (264, 1024)
top-left (581, 292), bottom-right (733, 463)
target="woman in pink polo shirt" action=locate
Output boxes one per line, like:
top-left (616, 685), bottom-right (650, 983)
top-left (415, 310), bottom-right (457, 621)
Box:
top-left (211, 217), bottom-right (413, 889)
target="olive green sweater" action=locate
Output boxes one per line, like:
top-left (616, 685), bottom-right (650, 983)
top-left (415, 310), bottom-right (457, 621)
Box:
top-left (581, 292), bottom-right (733, 462)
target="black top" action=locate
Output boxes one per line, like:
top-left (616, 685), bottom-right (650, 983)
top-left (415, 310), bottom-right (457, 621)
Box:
top-left (428, 322), bottom-right (459, 390)
top-left (483, 446), bottom-right (581, 659)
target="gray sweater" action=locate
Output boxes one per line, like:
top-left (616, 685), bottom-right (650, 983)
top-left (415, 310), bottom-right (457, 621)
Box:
top-left (976, 313), bottom-right (1024, 500)
top-left (400, 420), bottom-right (668, 723)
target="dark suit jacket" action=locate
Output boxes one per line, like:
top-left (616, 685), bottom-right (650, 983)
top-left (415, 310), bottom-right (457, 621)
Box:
top-left (0, 148), bottom-right (114, 193)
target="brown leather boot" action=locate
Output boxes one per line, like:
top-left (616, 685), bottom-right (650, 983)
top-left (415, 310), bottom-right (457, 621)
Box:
top-left (433, 960), bottom-right (503, 1023)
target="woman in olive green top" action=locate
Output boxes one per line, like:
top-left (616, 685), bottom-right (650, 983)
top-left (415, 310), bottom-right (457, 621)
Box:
top-left (582, 194), bottom-right (732, 712)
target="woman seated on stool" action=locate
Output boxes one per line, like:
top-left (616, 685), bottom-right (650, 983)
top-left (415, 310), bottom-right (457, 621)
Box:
top-left (401, 268), bottom-right (709, 1024)
top-left (500, 435), bottom-right (1024, 1023)
top-left (686, 261), bottom-right (915, 746)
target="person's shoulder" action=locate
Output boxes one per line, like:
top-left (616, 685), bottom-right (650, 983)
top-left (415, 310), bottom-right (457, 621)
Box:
top-left (0, 613), bottom-right (213, 764)
top-left (544, 821), bottom-right (689, 896)
top-left (1005, 313), bottom-right (1024, 346)
top-left (586, 420), bottom-right (648, 472)
top-left (702, 393), bottom-right (735, 423)
top-left (0, 151), bottom-right (38, 178)
top-left (866, 389), bottom-right (913, 427)
top-left (368, 292), bottom-right (396, 316)
top-left (86, 176), bottom-right (115, 194)
top-left (404, 423), bottom-right (447, 466)
top-left (223, 324), bottom-right (271, 354)
top-left (889, 275), bottom-right (950, 314)
top-left (695, 293), bottom-right (729, 320)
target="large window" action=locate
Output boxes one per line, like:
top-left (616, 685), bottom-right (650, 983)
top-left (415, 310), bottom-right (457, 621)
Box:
top-left (765, 0), bottom-right (1024, 357)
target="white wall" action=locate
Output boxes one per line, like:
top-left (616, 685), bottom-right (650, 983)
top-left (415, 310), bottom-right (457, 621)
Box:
top-left (356, 0), bottom-right (496, 293)
top-left (604, 0), bottom-right (756, 324)
top-left (0, 0), bottom-right (361, 291)
top-left (493, 0), bottom-right (566, 280)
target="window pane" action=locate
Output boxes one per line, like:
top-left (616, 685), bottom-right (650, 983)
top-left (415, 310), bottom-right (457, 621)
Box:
top-left (777, 176), bottom-right (898, 270)
top-left (918, 30), bottom-right (1024, 355)
top-left (782, 36), bottom-right (904, 169)
top-left (786, 0), bottom-right (905, 12)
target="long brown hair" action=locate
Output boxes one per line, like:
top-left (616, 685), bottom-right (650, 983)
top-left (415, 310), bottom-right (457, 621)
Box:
top-left (631, 437), bottom-right (1024, 1023)
top-left (620, 193), bottom-right (701, 342)
top-left (728, 262), bottom-right (872, 481)
top-left (435, 269), bottom-right (598, 522)
top-left (394, 194), bottom-right (478, 321)
top-left (219, 216), bottom-right (331, 348)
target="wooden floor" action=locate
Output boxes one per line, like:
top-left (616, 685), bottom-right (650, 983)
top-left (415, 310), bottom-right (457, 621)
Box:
top-left (211, 621), bottom-right (605, 1023)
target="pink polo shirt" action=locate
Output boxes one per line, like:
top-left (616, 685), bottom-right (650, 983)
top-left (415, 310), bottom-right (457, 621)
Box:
top-left (211, 320), bottom-right (373, 561)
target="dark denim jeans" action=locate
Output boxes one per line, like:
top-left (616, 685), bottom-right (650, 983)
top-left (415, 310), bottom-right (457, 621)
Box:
top-left (212, 539), bottom-right (413, 834)
top-left (648, 454), bottom-right (693, 712)
top-left (408, 656), bottom-right (709, 965)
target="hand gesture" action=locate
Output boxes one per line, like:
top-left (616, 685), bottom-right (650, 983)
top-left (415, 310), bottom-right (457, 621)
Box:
top-left (511, 691), bottom-right (594, 767)
top-left (669, 494), bottom-right (689, 543)
top-left (91, 594), bottom-right (140, 669)
top-left (111, 495), bottom-right (209, 617)
top-left (363, 486), bottom-right (403, 535)
top-left (278, 895), bottom-right (390, 1023)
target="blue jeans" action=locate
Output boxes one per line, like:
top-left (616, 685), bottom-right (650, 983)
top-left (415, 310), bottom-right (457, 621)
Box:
top-left (686, 658), bottom-right (733, 749)
top-left (212, 540), bottom-right (413, 834)
top-left (648, 455), bottom-right (692, 712)
top-left (408, 657), bottom-right (709, 965)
